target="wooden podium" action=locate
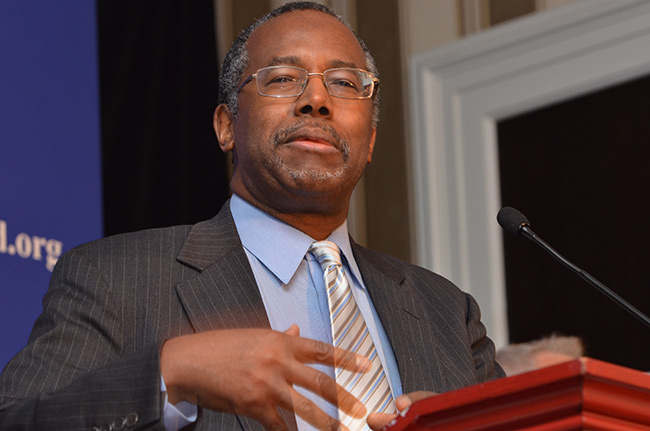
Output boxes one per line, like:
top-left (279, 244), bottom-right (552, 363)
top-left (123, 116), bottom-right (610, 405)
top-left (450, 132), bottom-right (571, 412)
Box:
top-left (385, 358), bottom-right (650, 431)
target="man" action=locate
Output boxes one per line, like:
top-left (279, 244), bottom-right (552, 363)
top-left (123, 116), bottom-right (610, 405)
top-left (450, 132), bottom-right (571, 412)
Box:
top-left (0, 2), bottom-right (504, 430)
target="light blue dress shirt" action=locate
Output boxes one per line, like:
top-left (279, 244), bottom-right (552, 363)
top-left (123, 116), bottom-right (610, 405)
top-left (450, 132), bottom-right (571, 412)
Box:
top-left (230, 194), bottom-right (402, 431)
top-left (163, 195), bottom-right (403, 430)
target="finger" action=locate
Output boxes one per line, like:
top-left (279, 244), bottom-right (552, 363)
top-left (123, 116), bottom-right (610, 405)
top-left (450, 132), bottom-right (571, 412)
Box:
top-left (284, 324), bottom-right (300, 337)
top-left (288, 363), bottom-right (366, 418)
top-left (395, 391), bottom-right (437, 411)
top-left (284, 386), bottom-right (350, 431)
top-left (292, 337), bottom-right (371, 372)
top-left (333, 346), bottom-right (371, 373)
top-left (253, 404), bottom-right (289, 431)
top-left (367, 412), bottom-right (397, 430)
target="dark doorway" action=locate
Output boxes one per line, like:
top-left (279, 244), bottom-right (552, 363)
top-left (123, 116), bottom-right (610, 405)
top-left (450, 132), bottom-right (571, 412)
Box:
top-left (498, 74), bottom-right (650, 371)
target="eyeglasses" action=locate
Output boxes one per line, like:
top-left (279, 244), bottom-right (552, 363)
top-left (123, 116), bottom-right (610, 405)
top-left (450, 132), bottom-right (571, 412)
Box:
top-left (237, 65), bottom-right (379, 99)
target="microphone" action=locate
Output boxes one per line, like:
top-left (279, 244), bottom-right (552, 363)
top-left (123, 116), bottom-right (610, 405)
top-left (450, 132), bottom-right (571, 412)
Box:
top-left (497, 206), bottom-right (650, 330)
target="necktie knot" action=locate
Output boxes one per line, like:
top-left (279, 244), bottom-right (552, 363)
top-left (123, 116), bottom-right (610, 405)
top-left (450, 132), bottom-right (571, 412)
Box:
top-left (310, 240), bottom-right (342, 271)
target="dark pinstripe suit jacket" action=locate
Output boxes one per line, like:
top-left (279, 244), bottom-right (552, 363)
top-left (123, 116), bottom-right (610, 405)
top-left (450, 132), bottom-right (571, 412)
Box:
top-left (0, 201), bottom-right (504, 430)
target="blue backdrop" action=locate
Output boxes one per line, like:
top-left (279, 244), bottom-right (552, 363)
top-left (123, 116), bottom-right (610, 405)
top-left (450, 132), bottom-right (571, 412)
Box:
top-left (0, 2), bottom-right (102, 370)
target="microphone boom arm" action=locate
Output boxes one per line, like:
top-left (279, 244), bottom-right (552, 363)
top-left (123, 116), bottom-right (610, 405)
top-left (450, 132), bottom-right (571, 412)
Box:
top-left (520, 225), bottom-right (650, 330)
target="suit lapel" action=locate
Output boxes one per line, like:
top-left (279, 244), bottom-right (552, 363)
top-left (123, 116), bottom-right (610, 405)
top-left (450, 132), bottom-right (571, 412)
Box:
top-left (175, 201), bottom-right (271, 332)
top-left (173, 202), bottom-right (296, 431)
top-left (351, 242), bottom-right (447, 395)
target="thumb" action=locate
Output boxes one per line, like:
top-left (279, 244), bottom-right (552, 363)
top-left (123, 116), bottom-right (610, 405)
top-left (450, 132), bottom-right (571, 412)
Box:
top-left (396, 391), bottom-right (437, 411)
top-left (284, 324), bottom-right (300, 337)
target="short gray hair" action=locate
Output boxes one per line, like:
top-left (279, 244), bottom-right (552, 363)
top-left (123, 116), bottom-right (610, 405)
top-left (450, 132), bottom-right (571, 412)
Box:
top-left (218, 1), bottom-right (380, 126)
top-left (496, 334), bottom-right (584, 376)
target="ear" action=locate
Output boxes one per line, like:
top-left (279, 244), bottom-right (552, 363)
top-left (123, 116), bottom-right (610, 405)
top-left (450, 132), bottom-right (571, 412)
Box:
top-left (214, 104), bottom-right (235, 153)
top-left (366, 127), bottom-right (377, 163)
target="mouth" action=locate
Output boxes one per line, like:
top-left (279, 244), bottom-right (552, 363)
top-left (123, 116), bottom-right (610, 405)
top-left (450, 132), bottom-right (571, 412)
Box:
top-left (274, 122), bottom-right (350, 160)
top-left (286, 135), bottom-right (336, 151)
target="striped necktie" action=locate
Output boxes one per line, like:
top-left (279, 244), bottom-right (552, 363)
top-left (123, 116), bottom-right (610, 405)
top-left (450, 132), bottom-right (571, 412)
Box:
top-left (310, 240), bottom-right (395, 430)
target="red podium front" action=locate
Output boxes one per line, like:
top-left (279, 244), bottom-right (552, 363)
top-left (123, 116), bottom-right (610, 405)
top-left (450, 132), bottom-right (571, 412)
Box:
top-left (385, 358), bottom-right (650, 431)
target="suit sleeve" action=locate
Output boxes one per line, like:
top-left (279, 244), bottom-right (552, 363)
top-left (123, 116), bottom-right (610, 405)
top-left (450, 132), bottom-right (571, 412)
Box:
top-left (0, 248), bottom-right (166, 431)
top-left (464, 292), bottom-right (506, 381)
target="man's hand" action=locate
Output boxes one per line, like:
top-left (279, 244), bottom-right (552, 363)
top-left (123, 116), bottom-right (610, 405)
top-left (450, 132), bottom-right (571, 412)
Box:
top-left (160, 325), bottom-right (370, 431)
top-left (367, 391), bottom-right (437, 430)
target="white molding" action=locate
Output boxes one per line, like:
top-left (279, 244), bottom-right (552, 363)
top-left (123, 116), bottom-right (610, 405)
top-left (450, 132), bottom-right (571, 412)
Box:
top-left (409, 0), bottom-right (650, 348)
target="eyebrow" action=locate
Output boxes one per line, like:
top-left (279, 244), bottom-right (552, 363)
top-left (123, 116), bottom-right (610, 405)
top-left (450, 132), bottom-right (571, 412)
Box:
top-left (268, 56), bottom-right (300, 67)
top-left (267, 56), bottom-right (360, 70)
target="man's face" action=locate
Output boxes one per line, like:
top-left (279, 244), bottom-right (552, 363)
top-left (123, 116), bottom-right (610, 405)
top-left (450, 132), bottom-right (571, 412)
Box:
top-left (217, 10), bottom-right (376, 216)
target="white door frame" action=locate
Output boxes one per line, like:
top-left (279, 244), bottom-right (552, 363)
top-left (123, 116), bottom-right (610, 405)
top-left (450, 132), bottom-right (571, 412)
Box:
top-left (409, 0), bottom-right (650, 348)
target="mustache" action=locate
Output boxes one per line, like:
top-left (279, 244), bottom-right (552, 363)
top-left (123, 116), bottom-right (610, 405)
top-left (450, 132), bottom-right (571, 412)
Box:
top-left (273, 121), bottom-right (350, 160)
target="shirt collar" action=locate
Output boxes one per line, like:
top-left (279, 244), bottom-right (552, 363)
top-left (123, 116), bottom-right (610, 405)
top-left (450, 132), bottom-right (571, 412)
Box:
top-left (230, 194), bottom-right (363, 286)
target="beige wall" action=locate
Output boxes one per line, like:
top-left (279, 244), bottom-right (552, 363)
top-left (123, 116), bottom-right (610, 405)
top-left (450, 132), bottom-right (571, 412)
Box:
top-left (400, 0), bottom-right (461, 59)
top-left (400, 0), bottom-right (584, 58)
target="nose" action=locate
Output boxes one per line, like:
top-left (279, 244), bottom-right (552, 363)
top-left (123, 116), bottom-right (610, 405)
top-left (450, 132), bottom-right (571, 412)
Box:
top-left (295, 74), bottom-right (332, 117)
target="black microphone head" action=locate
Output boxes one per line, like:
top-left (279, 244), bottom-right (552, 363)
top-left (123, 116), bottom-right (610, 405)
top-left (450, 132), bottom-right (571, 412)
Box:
top-left (497, 206), bottom-right (530, 235)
